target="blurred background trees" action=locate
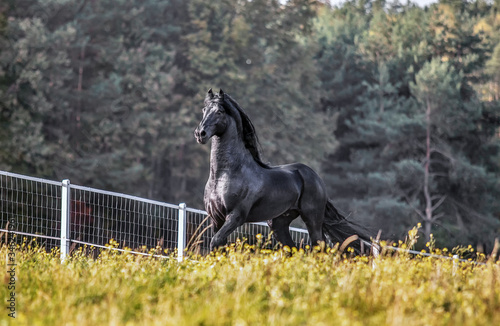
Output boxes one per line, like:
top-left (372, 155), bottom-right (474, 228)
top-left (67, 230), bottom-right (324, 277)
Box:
top-left (1, 0), bottom-right (499, 248)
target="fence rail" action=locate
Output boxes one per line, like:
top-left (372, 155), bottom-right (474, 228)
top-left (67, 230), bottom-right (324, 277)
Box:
top-left (2, 170), bottom-right (490, 266)
top-left (0, 170), bottom-right (309, 261)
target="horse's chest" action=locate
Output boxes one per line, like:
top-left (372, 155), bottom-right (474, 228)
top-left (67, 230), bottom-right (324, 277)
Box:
top-left (205, 174), bottom-right (244, 217)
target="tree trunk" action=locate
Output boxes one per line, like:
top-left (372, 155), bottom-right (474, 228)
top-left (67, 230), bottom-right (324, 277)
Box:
top-left (423, 97), bottom-right (433, 242)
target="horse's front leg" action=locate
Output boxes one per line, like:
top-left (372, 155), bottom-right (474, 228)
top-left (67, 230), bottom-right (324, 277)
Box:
top-left (210, 211), bottom-right (245, 251)
top-left (267, 211), bottom-right (299, 248)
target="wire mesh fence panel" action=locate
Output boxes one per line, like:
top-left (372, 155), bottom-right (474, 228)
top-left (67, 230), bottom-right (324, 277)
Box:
top-left (184, 206), bottom-right (312, 253)
top-left (1, 170), bottom-right (313, 258)
top-left (289, 227), bottom-right (311, 247)
top-left (0, 172), bottom-right (61, 250)
top-left (69, 185), bottom-right (179, 252)
top-left (229, 223), bottom-right (311, 248)
top-left (229, 223), bottom-right (276, 247)
top-left (185, 208), bottom-right (213, 255)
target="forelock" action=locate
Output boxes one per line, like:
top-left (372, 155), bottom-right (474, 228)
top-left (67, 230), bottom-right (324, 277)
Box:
top-left (204, 94), bottom-right (224, 108)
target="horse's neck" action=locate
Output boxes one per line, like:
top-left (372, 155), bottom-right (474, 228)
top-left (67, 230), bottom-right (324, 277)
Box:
top-left (209, 123), bottom-right (254, 176)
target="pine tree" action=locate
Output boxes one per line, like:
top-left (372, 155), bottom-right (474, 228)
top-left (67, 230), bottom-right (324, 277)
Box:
top-left (182, 0), bottom-right (335, 173)
top-left (0, 0), bottom-right (76, 175)
top-left (318, 2), bottom-right (500, 247)
top-left (0, 0), bottom-right (193, 202)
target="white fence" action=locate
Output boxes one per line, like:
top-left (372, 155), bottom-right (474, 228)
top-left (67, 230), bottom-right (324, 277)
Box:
top-left (0, 170), bottom-right (310, 261)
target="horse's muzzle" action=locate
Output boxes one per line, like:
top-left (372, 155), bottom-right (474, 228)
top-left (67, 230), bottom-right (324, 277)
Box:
top-left (194, 128), bottom-right (208, 144)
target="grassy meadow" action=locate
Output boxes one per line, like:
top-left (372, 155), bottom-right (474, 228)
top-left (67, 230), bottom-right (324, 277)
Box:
top-left (1, 236), bottom-right (499, 326)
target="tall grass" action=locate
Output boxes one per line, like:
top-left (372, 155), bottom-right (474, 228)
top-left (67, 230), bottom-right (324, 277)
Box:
top-left (1, 237), bottom-right (499, 326)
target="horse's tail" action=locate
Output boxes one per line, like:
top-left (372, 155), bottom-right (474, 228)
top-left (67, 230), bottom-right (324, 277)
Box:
top-left (322, 200), bottom-right (376, 254)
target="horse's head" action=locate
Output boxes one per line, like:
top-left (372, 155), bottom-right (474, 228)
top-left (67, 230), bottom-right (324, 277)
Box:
top-left (194, 88), bottom-right (229, 144)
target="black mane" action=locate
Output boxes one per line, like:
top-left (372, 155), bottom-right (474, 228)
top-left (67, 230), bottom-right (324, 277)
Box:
top-left (214, 93), bottom-right (270, 168)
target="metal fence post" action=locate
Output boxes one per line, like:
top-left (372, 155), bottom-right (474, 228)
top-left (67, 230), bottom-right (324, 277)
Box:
top-left (61, 179), bottom-right (71, 262)
top-left (452, 254), bottom-right (459, 276)
top-left (177, 203), bottom-right (186, 262)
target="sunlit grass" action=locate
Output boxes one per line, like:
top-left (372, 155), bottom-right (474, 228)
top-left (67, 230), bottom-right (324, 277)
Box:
top-left (1, 236), bottom-right (499, 326)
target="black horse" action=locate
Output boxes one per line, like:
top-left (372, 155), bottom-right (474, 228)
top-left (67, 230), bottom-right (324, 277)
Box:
top-left (195, 89), bottom-right (373, 252)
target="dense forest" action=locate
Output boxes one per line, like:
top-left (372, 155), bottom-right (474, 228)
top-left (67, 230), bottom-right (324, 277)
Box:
top-left (1, 0), bottom-right (499, 248)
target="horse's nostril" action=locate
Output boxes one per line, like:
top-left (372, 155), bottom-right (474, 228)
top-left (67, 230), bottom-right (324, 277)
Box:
top-left (200, 130), bottom-right (206, 137)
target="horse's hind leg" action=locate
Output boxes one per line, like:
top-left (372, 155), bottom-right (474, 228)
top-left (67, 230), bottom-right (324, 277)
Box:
top-left (267, 211), bottom-right (298, 248)
top-left (296, 177), bottom-right (327, 246)
top-left (300, 196), bottom-right (327, 245)
top-left (300, 208), bottom-right (325, 246)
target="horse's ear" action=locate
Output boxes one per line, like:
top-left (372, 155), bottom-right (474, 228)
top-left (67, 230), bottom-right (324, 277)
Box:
top-left (205, 88), bottom-right (214, 105)
top-left (219, 89), bottom-right (224, 99)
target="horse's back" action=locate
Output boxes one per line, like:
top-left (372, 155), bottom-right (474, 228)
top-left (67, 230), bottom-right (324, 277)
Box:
top-left (278, 163), bottom-right (326, 188)
top-left (278, 162), bottom-right (328, 207)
